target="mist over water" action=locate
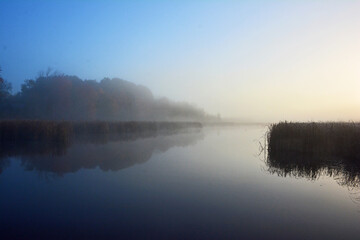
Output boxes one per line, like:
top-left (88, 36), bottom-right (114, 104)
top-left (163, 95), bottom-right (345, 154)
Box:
top-left (1, 126), bottom-right (360, 239)
top-left (0, 73), bottom-right (215, 121)
top-left (1, 1), bottom-right (360, 239)
top-left (1, 1), bottom-right (359, 122)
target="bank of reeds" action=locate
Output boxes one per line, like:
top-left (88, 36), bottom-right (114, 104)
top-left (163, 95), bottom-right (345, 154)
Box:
top-left (267, 122), bottom-right (360, 161)
top-left (0, 120), bottom-right (202, 144)
top-left (266, 122), bottom-right (360, 187)
top-left (0, 120), bottom-right (71, 143)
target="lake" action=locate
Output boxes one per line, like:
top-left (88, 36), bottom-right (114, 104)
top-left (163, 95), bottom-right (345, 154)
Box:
top-left (1, 125), bottom-right (360, 239)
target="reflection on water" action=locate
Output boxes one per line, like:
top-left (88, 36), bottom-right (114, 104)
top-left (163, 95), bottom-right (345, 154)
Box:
top-left (1, 126), bottom-right (360, 239)
top-left (266, 153), bottom-right (360, 187)
top-left (0, 129), bottom-right (203, 176)
top-left (266, 139), bottom-right (360, 205)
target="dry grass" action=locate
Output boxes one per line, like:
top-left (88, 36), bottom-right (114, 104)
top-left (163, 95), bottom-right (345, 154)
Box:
top-left (0, 120), bottom-right (71, 143)
top-left (267, 122), bottom-right (360, 161)
top-left (266, 122), bottom-right (360, 187)
top-left (0, 120), bottom-right (202, 144)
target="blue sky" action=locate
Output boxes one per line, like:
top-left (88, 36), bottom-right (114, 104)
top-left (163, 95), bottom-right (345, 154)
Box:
top-left (1, 0), bottom-right (359, 121)
top-left (1, 0), bottom-right (264, 88)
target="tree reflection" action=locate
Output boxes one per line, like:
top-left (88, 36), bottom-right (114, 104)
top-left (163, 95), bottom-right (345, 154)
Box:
top-left (0, 130), bottom-right (203, 176)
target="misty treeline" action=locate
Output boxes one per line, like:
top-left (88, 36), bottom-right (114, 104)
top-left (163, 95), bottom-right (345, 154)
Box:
top-left (0, 67), bottom-right (11, 99)
top-left (0, 69), bottom-right (217, 121)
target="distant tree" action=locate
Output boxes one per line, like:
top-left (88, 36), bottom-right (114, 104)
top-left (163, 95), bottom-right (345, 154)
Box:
top-left (0, 70), bottom-right (212, 121)
top-left (37, 67), bottom-right (60, 78)
top-left (21, 79), bottom-right (36, 92)
top-left (0, 66), bottom-right (12, 99)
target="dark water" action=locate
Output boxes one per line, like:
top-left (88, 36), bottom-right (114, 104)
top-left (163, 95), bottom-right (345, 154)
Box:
top-left (1, 126), bottom-right (360, 239)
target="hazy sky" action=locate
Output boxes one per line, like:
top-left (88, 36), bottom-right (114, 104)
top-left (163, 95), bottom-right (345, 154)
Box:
top-left (1, 0), bottom-right (359, 122)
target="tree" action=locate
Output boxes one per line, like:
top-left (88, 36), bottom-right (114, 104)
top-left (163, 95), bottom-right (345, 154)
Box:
top-left (21, 79), bottom-right (36, 92)
top-left (0, 66), bottom-right (12, 99)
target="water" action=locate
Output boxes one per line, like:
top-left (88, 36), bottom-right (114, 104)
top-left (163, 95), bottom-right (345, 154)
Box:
top-left (1, 125), bottom-right (360, 239)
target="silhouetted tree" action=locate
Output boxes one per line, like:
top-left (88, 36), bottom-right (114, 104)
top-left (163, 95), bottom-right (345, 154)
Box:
top-left (0, 70), bottom-right (214, 121)
top-left (0, 66), bottom-right (12, 99)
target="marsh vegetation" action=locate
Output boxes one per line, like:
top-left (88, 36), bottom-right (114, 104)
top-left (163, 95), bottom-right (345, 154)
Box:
top-left (0, 120), bottom-right (202, 144)
top-left (266, 122), bottom-right (360, 187)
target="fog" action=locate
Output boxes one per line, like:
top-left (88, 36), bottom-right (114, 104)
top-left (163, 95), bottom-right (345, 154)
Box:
top-left (0, 71), bottom-right (214, 121)
top-left (0, 1), bottom-right (359, 122)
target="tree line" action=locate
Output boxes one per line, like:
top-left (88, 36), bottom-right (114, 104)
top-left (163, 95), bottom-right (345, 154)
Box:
top-left (0, 69), bottom-right (216, 121)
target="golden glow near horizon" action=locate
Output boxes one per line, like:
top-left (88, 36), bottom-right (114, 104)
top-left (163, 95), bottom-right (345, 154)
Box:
top-left (165, 1), bottom-right (360, 122)
top-left (1, 1), bottom-right (359, 122)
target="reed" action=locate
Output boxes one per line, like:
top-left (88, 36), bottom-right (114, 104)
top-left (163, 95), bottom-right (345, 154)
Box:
top-left (0, 120), bottom-right (71, 143)
top-left (266, 122), bottom-right (360, 187)
top-left (0, 120), bottom-right (202, 144)
top-left (267, 122), bottom-right (360, 161)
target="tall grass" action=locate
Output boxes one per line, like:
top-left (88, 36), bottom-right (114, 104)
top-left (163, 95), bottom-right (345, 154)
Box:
top-left (0, 120), bottom-right (202, 144)
top-left (266, 122), bottom-right (360, 187)
top-left (267, 122), bottom-right (360, 161)
top-left (0, 120), bottom-right (71, 143)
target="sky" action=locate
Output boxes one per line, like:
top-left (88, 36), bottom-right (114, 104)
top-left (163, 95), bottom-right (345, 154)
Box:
top-left (0, 0), bottom-right (359, 122)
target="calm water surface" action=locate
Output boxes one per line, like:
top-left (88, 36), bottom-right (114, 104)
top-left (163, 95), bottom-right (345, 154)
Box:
top-left (1, 125), bottom-right (360, 239)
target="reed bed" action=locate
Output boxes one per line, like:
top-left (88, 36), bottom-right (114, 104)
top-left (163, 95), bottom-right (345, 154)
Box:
top-left (266, 122), bottom-right (360, 187)
top-left (0, 120), bottom-right (202, 144)
top-left (267, 122), bottom-right (360, 161)
top-left (0, 120), bottom-right (71, 143)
